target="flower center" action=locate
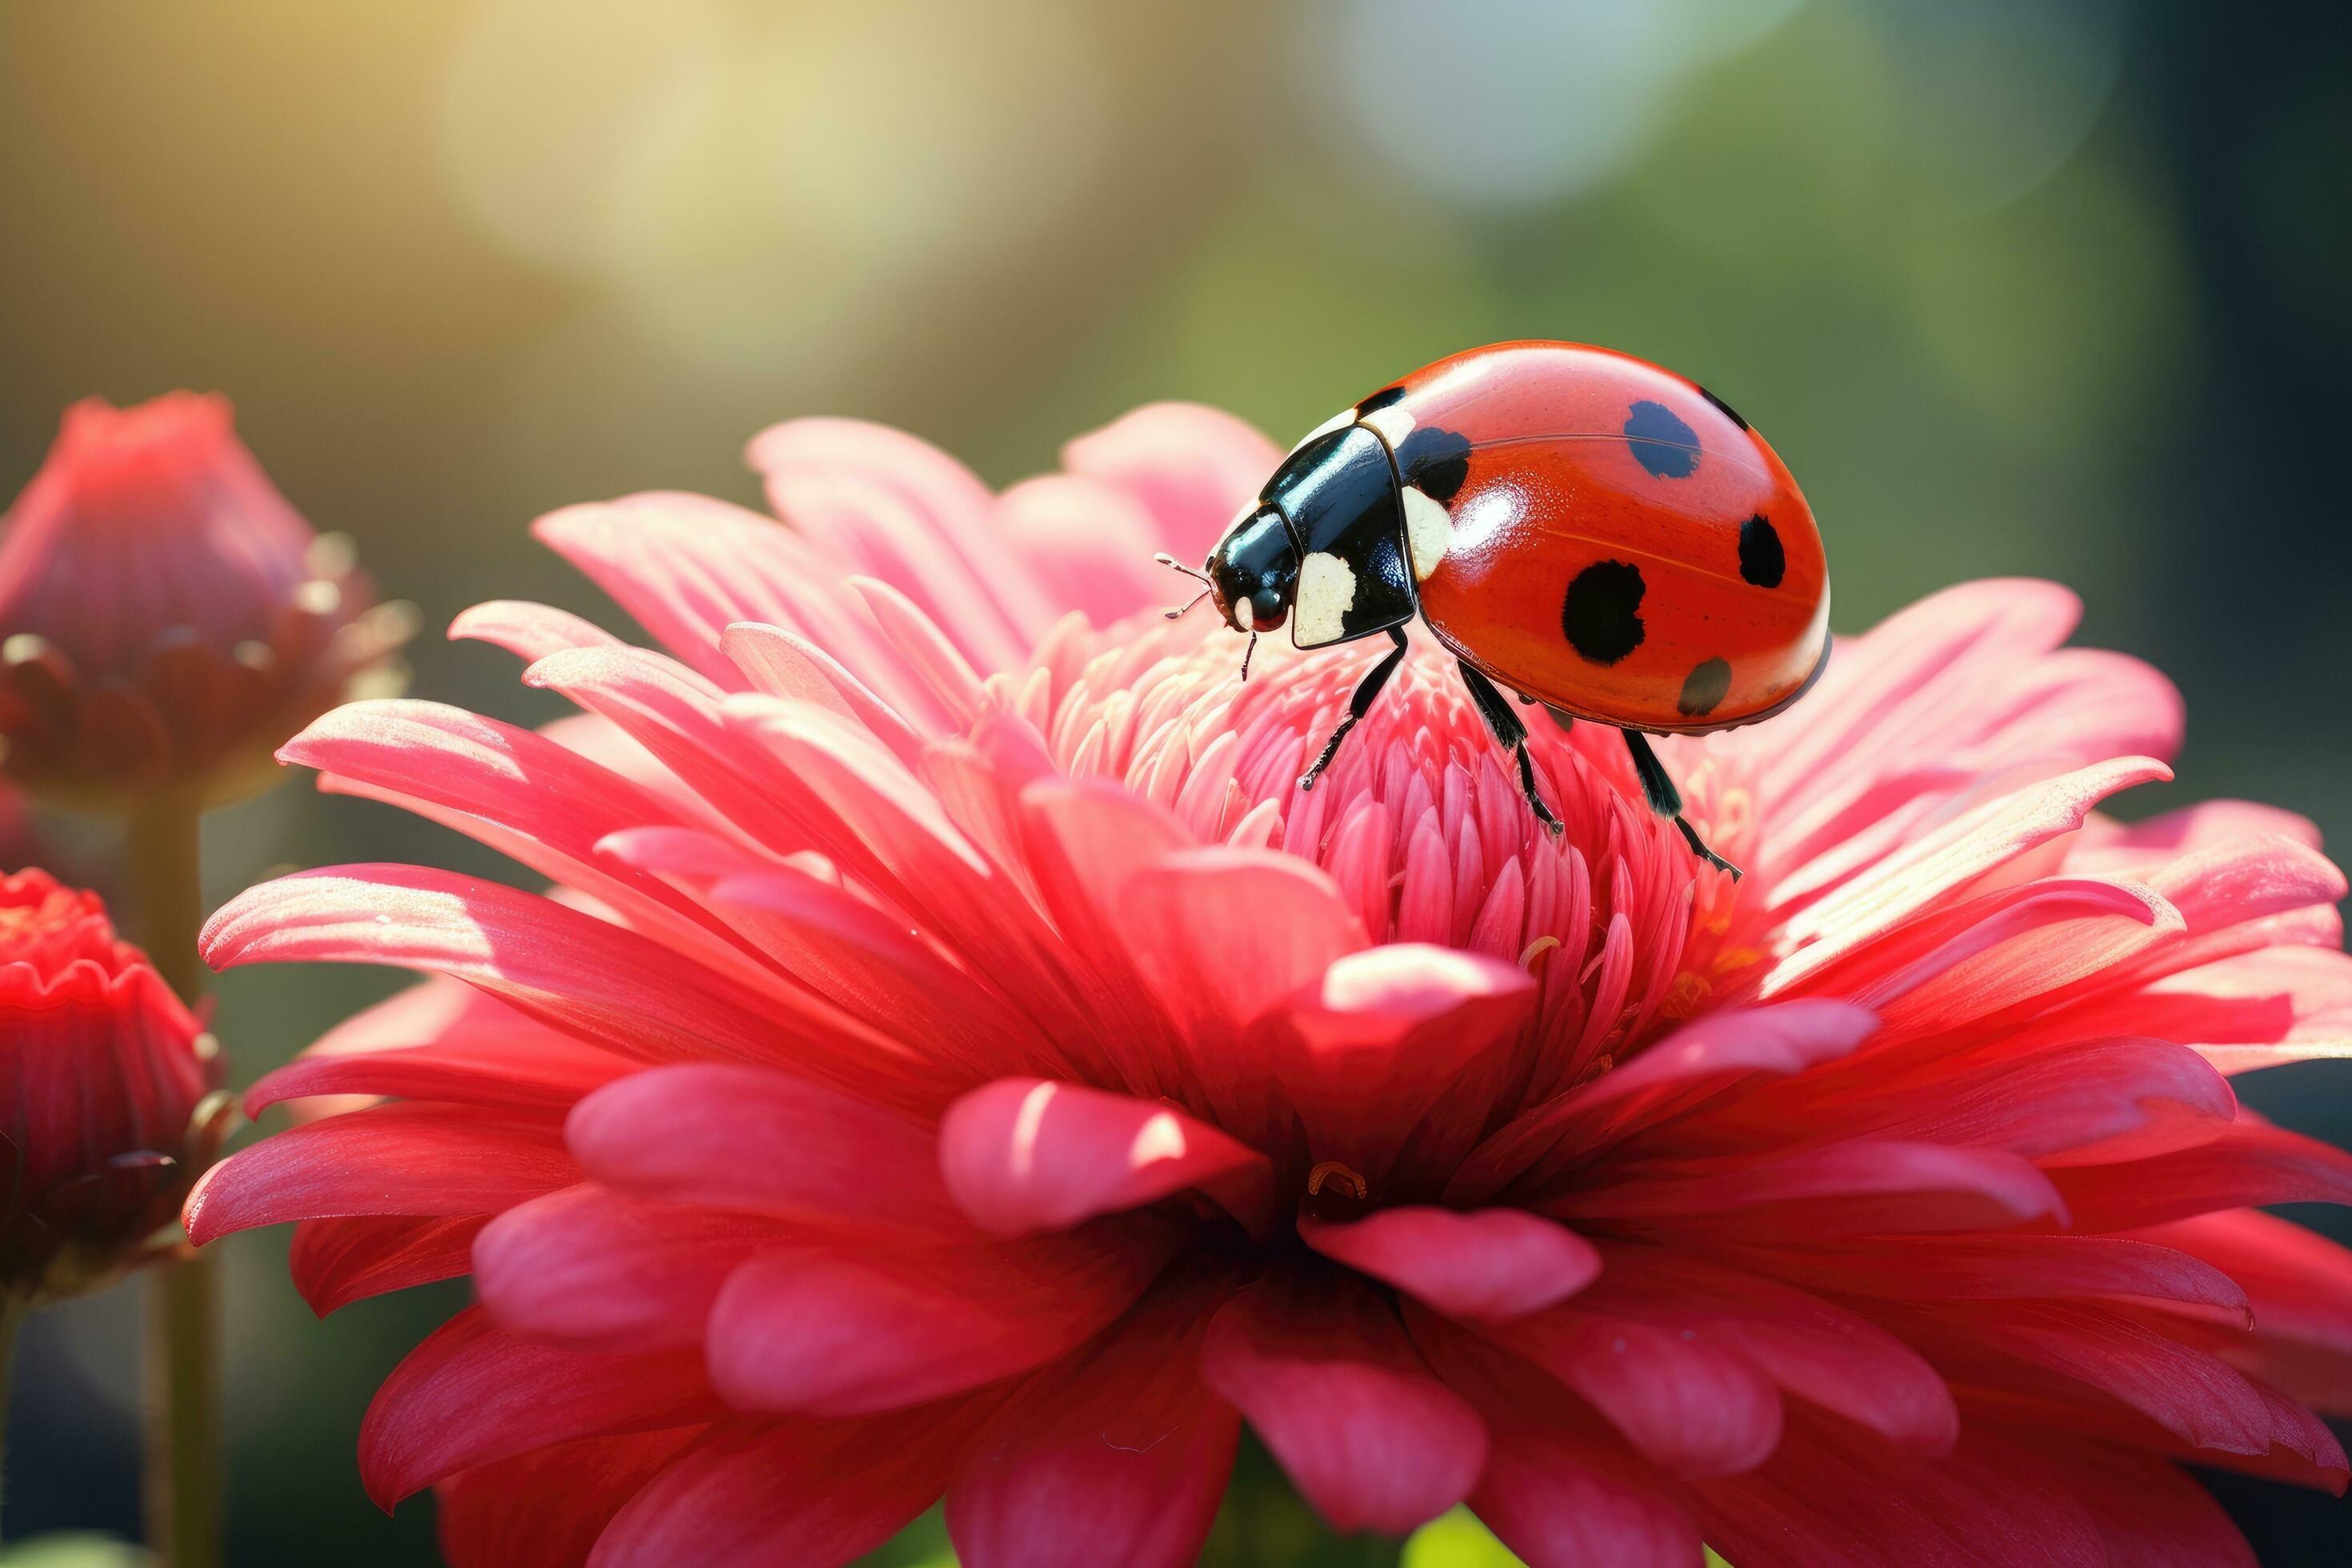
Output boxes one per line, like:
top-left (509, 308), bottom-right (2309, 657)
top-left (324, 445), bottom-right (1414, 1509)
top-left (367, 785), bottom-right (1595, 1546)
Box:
top-left (1301, 1159), bottom-right (1374, 1224)
top-left (1015, 617), bottom-right (1773, 1091)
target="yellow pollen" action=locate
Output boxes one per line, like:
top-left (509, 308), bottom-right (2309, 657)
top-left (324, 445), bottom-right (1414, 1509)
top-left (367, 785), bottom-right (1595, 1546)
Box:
top-left (1306, 1161), bottom-right (1368, 1200)
top-left (1659, 970), bottom-right (1713, 1020)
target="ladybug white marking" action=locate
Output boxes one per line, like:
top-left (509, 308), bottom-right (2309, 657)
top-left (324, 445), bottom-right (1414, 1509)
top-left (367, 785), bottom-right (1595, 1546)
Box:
top-left (1359, 402), bottom-right (1414, 449)
top-left (1232, 596), bottom-right (1254, 630)
top-left (1294, 550), bottom-right (1357, 646)
top-left (1291, 408), bottom-right (1358, 453)
top-left (1402, 486), bottom-right (1451, 581)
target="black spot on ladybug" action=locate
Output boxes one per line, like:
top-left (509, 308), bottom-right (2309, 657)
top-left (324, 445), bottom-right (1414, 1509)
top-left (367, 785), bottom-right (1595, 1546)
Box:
top-left (1356, 386), bottom-right (1406, 415)
top-left (1624, 401), bottom-right (1699, 479)
top-left (1698, 384), bottom-right (1749, 431)
top-left (1562, 560), bottom-right (1646, 666)
top-left (1678, 657), bottom-right (1732, 718)
top-left (1738, 514), bottom-right (1786, 588)
top-left (1397, 426), bottom-right (1472, 502)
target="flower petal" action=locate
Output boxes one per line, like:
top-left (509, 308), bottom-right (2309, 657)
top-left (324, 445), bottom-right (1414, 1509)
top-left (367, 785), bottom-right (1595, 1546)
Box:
top-left (716, 620), bottom-right (926, 765)
top-left (1299, 1206), bottom-right (1600, 1322)
top-left (587, 1404), bottom-right (992, 1568)
top-left (474, 1186), bottom-right (800, 1354)
top-left (2140, 832), bottom-right (2349, 940)
top-left (1471, 1295), bottom-right (1784, 1478)
top-left (992, 473), bottom-right (1169, 627)
top-left (265, 976), bottom-right (565, 1123)
top-left (1778, 755), bottom-right (2172, 962)
top-left (1708, 1234), bottom-right (2251, 1321)
top-left (246, 1034), bottom-right (635, 1118)
top-left (2131, 1210), bottom-right (2352, 1415)
top-left (1556, 1139), bottom-right (2067, 1238)
top-left (1561, 1244), bottom-right (1958, 1454)
top-left (202, 865), bottom-right (930, 1106)
top-left (2072, 945), bottom-right (2352, 1074)
top-left (534, 493), bottom-right (856, 690)
top-left (436, 1429), bottom-right (704, 1568)
top-left (721, 694), bottom-right (1085, 1022)
top-left (185, 1104), bottom-right (577, 1245)
top-left (1012, 780), bottom-right (1205, 1102)
top-left (2070, 798), bottom-right (2324, 871)
top-left (290, 1214), bottom-right (486, 1316)
top-left (1410, 1311), bottom-right (1706, 1568)
top-left (939, 1077), bottom-right (1273, 1238)
top-left (1199, 1270), bottom-right (1488, 1534)
top-left (696, 861), bottom-right (1053, 1083)
top-left (1750, 578), bottom-right (2086, 818)
top-left (704, 1227), bottom-right (1172, 1416)
top-left (2050, 1118), bottom-right (2352, 1231)
top-left (447, 599), bottom-right (623, 663)
top-left (281, 699), bottom-right (778, 994)
top-left (1994, 1438), bottom-right (2257, 1568)
top-left (359, 1307), bottom-right (722, 1510)
top-left (1767, 872), bottom-right (2180, 1018)
top-left (1258, 943), bottom-right (1533, 1189)
top-left (1882, 1297), bottom-right (2346, 1478)
top-left (564, 1063), bottom-right (960, 1231)
top-left (522, 642), bottom-right (867, 855)
top-left (946, 1280), bottom-right (1241, 1568)
top-left (1120, 847), bottom-right (1367, 1042)
top-left (1690, 1034), bottom-right (2237, 1170)
top-left (1691, 1411), bottom-right (2106, 1568)
top-left (1058, 402), bottom-right (1281, 566)
top-left (1446, 1001), bottom-right (1877, 1203)
top-left (748, 416), bottom-right (1053, 670)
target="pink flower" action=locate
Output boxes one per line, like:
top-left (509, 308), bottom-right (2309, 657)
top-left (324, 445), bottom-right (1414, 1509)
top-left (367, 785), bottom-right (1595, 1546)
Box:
top-left (3, 869), bottom-right (226, 1303)
top-left (187, 405), bottom-right (2352, 1566)
top-left (0, 392), bottom-right (412, 806)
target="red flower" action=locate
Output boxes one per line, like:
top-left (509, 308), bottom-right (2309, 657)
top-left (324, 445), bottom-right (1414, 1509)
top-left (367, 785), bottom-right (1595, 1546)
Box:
top-left (189, 406), bottom-right (2352, 1566)
top-left (0, 392), bottom-right (412, 806)
top-left (2, 870), bottom-right (226, 1303)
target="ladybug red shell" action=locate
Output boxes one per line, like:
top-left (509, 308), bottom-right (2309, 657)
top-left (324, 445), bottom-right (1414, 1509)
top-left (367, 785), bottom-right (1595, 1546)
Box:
top-left (1180, 340), bottom-right (1831, 878)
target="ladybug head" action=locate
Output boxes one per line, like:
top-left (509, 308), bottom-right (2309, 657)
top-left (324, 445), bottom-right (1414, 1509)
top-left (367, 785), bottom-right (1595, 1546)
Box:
top-left (1202, 506), bottom-right (1298, 634)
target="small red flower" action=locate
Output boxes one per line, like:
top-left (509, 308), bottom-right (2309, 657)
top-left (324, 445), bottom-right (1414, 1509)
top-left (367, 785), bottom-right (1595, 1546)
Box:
top-left (2, 869), bottom-right (226, 1304)
top-left (189, 406), bottom-right (2352, 1566)
top-left (0, 392), bottom-right (412, 806)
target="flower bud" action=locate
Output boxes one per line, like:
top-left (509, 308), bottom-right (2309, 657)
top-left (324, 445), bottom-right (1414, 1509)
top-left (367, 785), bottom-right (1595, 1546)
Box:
top-left (2, 869), bottom-right (229, 1304)
top-left (0, 393), bottom-right (412, 808)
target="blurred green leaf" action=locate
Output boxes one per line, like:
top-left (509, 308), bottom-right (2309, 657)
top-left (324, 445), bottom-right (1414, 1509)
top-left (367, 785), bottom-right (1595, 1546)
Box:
top-left (0, 1535), bottom-right (150, 1568)
top-left (1397, 1511), bottom-right (1740, 1567)
top-left (859, 1506), bottom-right (954, 1566)
top-left (1401, 1509), bottom-right (1523, 1567)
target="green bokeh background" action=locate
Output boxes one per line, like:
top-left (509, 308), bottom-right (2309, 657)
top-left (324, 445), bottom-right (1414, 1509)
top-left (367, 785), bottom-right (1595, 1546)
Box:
top-left (4, 1), bottom-right (2346, 1562)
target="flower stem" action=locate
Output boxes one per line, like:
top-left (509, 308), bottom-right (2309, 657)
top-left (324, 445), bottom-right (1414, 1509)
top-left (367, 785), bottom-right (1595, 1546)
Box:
top-left (127, 794), bottom-right (207, 1002)
top-left (127, 795), bottom-right (221, 1568)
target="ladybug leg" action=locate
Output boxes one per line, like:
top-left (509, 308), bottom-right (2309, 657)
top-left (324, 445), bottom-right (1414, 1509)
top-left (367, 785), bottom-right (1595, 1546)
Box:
top-left (1455, 662), bottom-right (1565, 837)
top-left (1299, 627), bottom-right (1410, 793)
top-left (1620, 730), bottom-right (1742, 880)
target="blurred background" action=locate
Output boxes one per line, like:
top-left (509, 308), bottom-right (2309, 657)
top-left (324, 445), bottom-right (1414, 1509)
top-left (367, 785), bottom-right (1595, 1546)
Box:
top-left (3, 0), bottom-right (2347, 1562)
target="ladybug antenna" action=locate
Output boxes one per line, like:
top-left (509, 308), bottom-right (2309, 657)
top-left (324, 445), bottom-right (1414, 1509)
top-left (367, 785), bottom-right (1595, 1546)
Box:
top-left (1154, 552), bottom-right (1212, 586)
top-left (1162, 590), bottom-right (1210, 621)
top-left (1239, 630), bottom-right (1258, 682)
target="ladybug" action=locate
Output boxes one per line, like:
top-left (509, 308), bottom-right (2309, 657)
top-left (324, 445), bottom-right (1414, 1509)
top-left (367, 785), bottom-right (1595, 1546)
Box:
top-left (1163, 341), bottom-right (1830, 878)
